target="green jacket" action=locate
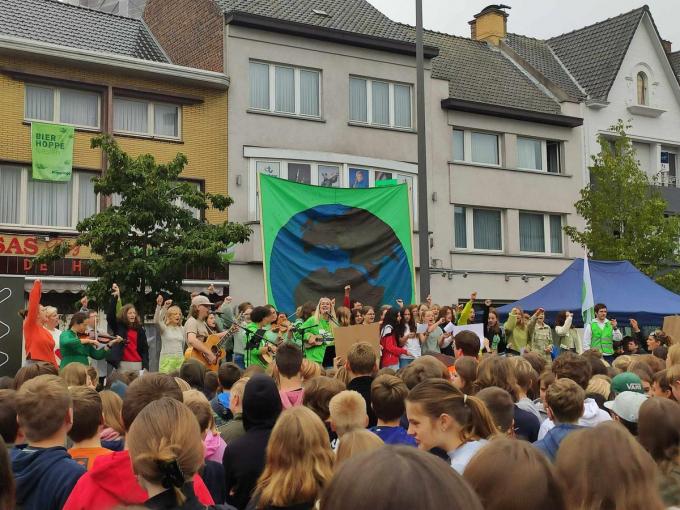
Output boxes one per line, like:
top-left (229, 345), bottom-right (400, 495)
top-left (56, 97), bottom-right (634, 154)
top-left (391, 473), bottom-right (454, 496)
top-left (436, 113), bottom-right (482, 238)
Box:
top-left (59, 329), bottom-right (108, 369)
top-left (504, 313), bottom-right (529, 351)
top-left (457, 300), bottom-right (473, 325)
top-left (529, 317), bottom-right (553, 362)
top-left (302, 316), bottom-right (332, 364)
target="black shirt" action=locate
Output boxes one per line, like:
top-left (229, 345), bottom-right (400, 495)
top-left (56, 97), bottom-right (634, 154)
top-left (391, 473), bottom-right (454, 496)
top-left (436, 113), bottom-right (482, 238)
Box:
top-left (347, 375), bottom-right (377, 428)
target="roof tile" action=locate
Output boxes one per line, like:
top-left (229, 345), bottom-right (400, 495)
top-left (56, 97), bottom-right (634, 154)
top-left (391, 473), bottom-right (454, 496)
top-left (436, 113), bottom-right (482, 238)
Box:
top-left (669, 51), bottom-right (680, 80)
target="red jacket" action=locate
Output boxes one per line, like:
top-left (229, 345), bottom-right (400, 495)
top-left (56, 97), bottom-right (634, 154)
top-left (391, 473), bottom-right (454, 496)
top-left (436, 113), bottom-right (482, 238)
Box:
top-left (63, 450), bottom-right (214, 510)
top-left (23, 280), bottom-right (57, 367)
top-left (380, 328), bottom-right (408, 368)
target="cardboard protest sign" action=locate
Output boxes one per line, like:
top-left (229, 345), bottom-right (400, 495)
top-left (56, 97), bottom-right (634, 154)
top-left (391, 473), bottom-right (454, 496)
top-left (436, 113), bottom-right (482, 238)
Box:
top-left (333, 322), bottom-right (381, 360)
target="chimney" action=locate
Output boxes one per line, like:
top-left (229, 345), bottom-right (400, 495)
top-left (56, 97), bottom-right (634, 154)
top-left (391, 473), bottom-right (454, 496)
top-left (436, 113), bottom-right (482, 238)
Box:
top-left (469, 4), bottom-right (510, 45)
top-left (661, 39), bottom-right (672, 53)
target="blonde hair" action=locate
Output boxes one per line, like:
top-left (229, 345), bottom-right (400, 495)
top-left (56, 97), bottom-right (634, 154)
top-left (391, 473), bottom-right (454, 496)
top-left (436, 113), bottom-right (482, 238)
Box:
top-left (612, 355), bottom-right (633, 372)
top-left (43, 306), bottom-right (59, 319)
top-left (174, 377), bottom-right (191, 392)
top-left (165, 306), bottom-right (183, 326)
top-left (127, 398), bottom-right (204, 505)
top-left (183, 390), bottom-right (213, 433)
top-left (314, 297), bottom-right (337, 323)
top-left (300, 359), bottom-right (321, 381)
top-left (60, 363), bottom-right (90, 387)
top-left (335, 429), bottom-right (384, 466)
top-left (586, 375), bottom-right (611, 401)
top-left (667, 344), bottom-right (680, 369)
top-left (255, 407), bottom-right (334, 508)
top-left (336, 306), bottom-right (351, 327)
top-left (100, 390), bottom-right (125, 436)
top-left (329, 390), bottom-right (368, 436)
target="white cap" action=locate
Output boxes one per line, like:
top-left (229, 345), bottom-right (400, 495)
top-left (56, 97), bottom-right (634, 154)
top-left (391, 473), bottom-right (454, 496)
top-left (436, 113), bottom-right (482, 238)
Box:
top-left (604, 391), bottom-right (648, 423)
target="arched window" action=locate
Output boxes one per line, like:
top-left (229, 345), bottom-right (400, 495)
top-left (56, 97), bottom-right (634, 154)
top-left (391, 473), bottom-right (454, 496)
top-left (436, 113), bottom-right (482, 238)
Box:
top-left (637, 71), bottom-right (648, 105)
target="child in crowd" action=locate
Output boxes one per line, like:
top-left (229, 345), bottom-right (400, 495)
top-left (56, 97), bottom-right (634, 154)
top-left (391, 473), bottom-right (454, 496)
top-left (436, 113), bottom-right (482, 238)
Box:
top-left (452, 357), bottom-right (477, 395)
top-left (669, 365), bottom-right (680, 401)
top-left (127, 397), bottom-right (231, 509)
top-left (453, 331), bottom-right (481, 359)
top-left (465, 439), bottom-right (566, 510)
top-left (369, 375), bottom-right (416, 446)
top-left (60, 362), bottom-right (92, 388)
top-left (11, 375), bottom-right (86, 510)
top-left (329, 390), bottom-right (369, 443)
top-left (0, 390), bottom-right (22, 447)
top-left (63, 373), bottom-right (214, 510)
top-left (335, 429), bottom-right (384, 466)
top-left (603, 391), bottom-right (648, 436)
top-left (275, 344), bottom-right (305, 409)
top-left (302, 376), bottom-right (346, 446)
top-left (509, 357), bottom-right (541, 421)
top-left (652, 369), bottom-right (674, 399)
top-left (211, 362), bottom-right (242, 427)
top-left (476, 387), bottom-right (515, 437)
top-left (218, 378), bottom-right (248, 444)
top-left (610, 372), bottom-right (644, 396)
top-left (406, 379), bottom-right (496, 474)
top-left (99, 390), bottom-right (125, 451)
top-left (67, 387), bottom-right (112, 470)
top-left (247, 407), bottom-right (334, 510)
top-left (345, 342), bottom-right (378, 427)
top-left (533, 378), bottom-right (584, 461)
top-left (534, 370), bottom-right (555, 422)
top-left (184, 390), bottom-right (227, 463)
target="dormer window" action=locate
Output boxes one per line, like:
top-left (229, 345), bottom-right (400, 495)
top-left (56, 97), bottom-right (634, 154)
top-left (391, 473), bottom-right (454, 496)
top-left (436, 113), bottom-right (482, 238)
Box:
top-left (637, 71), bottom-right (648, 105)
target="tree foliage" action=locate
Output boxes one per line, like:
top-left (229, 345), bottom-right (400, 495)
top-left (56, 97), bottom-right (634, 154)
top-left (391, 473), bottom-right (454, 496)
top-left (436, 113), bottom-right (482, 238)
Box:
top-left (37, 135), bottom-right (251, 314)
top-left (564, 120), bottom-right (680, 291)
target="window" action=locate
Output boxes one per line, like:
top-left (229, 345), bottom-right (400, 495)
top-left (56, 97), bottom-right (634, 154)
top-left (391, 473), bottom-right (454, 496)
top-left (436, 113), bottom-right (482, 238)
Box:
top-left (453, 130), bottom-right (464, 161)
top-left (546, 141), bottom-right (561, 174)
top-left (471, 133), bottom-right (499, 165)
top-left (172, 181), bottom-right (202, 219)
top-left (25, 84), bottom-right (100, 129)
top-left (517, 137), bottom-right (542, 170)
top-left (519, 212), bottom-right (563, 254)
top-left (113, 98), bottom-right (180, 138)
top-left (249, 61), bottom-right (321, 118)
top-left (454, 206), bottom-right (503, 251)
top-left (349, 77), bottom-right (412, 129)
top-left (637, 72), bottom-right (648, 105)
top-left (0, 165), bottom-right (98, 229)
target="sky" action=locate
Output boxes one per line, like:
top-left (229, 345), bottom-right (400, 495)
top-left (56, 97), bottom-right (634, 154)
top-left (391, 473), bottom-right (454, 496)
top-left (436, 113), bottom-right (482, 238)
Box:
top-left (367, 0), bottom-right (680, 48)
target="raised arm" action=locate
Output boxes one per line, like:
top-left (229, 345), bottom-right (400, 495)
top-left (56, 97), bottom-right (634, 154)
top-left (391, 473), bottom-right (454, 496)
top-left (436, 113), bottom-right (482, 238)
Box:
top-left (26, 279), bottom-right (42, 325)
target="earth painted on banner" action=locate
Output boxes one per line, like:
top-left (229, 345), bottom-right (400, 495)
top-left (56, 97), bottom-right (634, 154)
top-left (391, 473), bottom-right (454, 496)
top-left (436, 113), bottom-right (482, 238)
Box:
top-left (270, 204), bottom-right (413, 314)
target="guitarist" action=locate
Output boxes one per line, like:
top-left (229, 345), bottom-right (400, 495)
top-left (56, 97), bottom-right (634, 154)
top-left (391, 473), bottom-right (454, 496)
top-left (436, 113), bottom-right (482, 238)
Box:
top-left (244, 305), bottom-right (278, 368)
top-left (185, 295), bottom-right (228, 367)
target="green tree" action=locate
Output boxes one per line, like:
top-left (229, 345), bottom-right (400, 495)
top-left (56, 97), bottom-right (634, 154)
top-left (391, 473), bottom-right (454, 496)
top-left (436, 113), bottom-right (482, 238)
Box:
top-left (564, 120), bottom-right (680, 291)
top-left (37, 135), bottom-right (251, 314)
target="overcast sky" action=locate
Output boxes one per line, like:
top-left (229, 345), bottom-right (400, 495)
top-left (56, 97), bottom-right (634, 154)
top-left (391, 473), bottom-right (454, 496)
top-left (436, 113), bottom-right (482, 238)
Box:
top-left (367, 0), bottom-right (680, 48)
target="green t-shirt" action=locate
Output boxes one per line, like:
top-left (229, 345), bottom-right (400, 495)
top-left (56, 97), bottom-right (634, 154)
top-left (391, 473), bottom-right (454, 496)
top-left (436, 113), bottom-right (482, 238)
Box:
top-left (301, 316), bottom-right (332, 364)
top-left (244, 323), bottom-right (277, 368)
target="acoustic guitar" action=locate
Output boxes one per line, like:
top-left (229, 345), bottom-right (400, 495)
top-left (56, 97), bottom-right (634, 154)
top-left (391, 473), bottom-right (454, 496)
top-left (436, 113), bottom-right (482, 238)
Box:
top-left (184, 334), bottom-right (226, 372)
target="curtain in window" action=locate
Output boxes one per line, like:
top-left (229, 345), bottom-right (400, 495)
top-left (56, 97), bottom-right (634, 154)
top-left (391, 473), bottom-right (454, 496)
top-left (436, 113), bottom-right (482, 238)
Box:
top-left (299, 70), bottom-right (319, 117)
top-left (454, 206), bottom-right (467, 248)
top-left (471, 133), bottom-right (499, 165)
top-left (349, 78), bottom-right (367, 122)
top-left (637, 72), bottom-right (648, 105)
top-left (25, 85), bottom-right (54, 121)
top-left (517, 137), bottom-right (542, 170)
top-left (372, 81), bottom-right (389, 125)
top-left (27, 177), bottom-right (72, 227)
top-left (60, 89), bottom-right (99, 127)
top-left (0, 166), bottom-right (21, 224)
top-left (249, 62), bottom-right (270, 110)
top-left (113, 98), bottom-right (148, 134)
top-left (519, 212), bottom-right (545, 252)
top-left (154, 104), bottom-right (178, 137)
top-left (453, 130), bottom-right (464, 161)
top-left (473, 209), bottom-right (501, 250)
top-left (78, 172), bottom-right (97, 222)
top-left (275, 66), bottom-right (295, 113)
top-left (550, 215), bottom-right (563, 253)
top-left (394, 84), bottom-right (411, 128)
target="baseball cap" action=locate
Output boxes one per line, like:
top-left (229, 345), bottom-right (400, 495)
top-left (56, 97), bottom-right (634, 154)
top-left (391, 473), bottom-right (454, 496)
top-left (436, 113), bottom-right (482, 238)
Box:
top-left (191, 295), bottom-right (214, 307)
top-left (611, 372), bottom-right (644, 395)
top-left (604, 391), bottom-right (648, 423)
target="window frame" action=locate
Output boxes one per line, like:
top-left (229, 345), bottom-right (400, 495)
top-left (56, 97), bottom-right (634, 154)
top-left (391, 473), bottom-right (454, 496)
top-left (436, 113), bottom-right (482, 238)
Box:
top-left (453, 206), bottom-right (504, 253)
top-left (0, 165), bottom-right (100, 232)
top-left (637, 71), bottom-right (649, 106)
top-left (518, 211), bottom-right (564, 255)
top-left (24, 84), bottom-right (101, 130)
top-left (248, 60), bottom-right (322, 119)
top-left (112, 97), bottom-right (182, 140)
top-left (348, 76), bottom-right (414, 130)
top-left (451, 129), bottom-right (502, 167)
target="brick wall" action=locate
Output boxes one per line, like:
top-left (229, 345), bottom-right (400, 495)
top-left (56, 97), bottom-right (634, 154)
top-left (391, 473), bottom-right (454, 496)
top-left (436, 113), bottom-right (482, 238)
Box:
top-left (143, 0), bottom-right (224, 72)
top-left (0, 53), bottom-right (228, 223)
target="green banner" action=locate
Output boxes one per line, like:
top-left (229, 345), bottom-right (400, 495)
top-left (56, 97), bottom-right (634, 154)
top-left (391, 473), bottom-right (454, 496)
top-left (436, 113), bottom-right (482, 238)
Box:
top-left (259, 174), bottom-right (415, 313)
top-left (31, 122), bottom-right (74, 182)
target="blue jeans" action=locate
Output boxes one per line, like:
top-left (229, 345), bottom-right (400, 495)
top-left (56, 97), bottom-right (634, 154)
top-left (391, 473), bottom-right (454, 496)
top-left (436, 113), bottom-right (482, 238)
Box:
top-left (233, 354), bottom-right (245, 370)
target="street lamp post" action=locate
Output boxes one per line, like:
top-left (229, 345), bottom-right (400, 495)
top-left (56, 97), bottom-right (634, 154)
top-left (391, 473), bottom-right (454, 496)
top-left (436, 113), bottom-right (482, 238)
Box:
top-left (415, 0), bottom-right (430, 300)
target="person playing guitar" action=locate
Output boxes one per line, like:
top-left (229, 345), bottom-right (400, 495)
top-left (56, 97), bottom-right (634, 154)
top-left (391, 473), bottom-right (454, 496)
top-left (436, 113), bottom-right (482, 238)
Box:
top-left (301, 297), bottom-right (337, 366)
top-left (244, 305), bottom-right (279, 368)
top-left (185, 295), bottom-right (229, 367)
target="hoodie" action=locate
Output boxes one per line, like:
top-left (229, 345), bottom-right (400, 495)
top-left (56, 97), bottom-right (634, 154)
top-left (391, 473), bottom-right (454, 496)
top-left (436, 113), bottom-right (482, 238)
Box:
top-left (204, 431), bottom-right (227, 463)
top-left (533, 424), bottom-right (581, 461)
top-left (279, 388), bottom-right (305, 409)
top-left (63, 450), bottom-right (214, 510)
top-left (11, 445), bottom-right (85, 510)
top-left (223, 374), bottom-right (282, 510)
top-left (537, 398), bottom-right (611, 440)
top-left (211, 392), bottom-right (234, 427)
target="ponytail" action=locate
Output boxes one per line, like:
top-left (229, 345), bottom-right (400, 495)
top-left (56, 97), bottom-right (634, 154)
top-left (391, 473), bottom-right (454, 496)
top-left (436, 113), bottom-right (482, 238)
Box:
top-left (407, 379), bottom-right (496, 442)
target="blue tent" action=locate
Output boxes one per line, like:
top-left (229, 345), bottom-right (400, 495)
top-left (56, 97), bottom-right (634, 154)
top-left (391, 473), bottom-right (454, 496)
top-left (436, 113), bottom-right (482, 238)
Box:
top-left (496, 258), bottom-right (680, 326)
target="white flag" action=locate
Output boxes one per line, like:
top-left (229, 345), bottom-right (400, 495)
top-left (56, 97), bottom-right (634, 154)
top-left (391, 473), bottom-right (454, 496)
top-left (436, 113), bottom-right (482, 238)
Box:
top-left (581, 250), bottom-right (594, 325)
